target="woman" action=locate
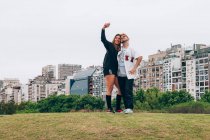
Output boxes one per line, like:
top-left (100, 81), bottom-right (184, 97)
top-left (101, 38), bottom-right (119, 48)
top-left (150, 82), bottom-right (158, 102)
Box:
top-left (101, 23), bottom-right (122, 113)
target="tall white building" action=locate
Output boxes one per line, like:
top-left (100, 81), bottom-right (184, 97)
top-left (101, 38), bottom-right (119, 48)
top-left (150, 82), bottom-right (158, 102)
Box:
top-left (163, 45), bottom-right (184, 91)
top-left (181, 47), bottom-right (196, 99)
top-left (21, 84), bottom-right (29, 102)
top-left (194, 45), bottom-right (210, 99)
top-left (65, 76), bottom-right (73, 95)
top-left (182, 44), bottom-right (210, 100)
top-left (91, 67), bottom-right (106, 97)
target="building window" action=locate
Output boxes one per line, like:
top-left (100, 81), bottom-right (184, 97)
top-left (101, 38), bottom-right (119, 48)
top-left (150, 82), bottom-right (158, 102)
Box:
top-left (200, 76), bottom-right (204, 81)
top-left (205, 81), bottom-right (209, 86)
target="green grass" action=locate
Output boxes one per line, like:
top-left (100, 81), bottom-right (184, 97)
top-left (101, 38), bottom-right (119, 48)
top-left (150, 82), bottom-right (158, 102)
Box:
top-left (0, 112), bottom-right (210, 140)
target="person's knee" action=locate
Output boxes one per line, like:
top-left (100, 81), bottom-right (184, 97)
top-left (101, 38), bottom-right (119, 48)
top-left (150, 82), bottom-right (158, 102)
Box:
top-left (106, 85), bottom-right (114, 95)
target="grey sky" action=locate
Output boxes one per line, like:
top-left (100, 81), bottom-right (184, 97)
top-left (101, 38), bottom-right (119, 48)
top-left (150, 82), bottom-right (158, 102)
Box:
top-left (0, 0), bottom-right (210, 83)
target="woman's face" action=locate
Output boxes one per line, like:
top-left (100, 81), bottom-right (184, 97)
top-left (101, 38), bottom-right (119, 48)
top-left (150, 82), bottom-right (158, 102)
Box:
top-left (114, 35), bottom-right (121, 46)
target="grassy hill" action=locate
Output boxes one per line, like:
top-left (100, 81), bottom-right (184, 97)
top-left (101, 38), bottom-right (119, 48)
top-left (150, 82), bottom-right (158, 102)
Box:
top-left (0, 112), bottom-right (210, 140)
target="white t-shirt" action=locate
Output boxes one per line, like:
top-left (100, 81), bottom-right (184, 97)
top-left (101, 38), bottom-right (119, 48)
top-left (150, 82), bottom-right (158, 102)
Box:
top-left (117, 47), bottom-right (141, 79)
top-left (118, 48), bottom-right (127, 77)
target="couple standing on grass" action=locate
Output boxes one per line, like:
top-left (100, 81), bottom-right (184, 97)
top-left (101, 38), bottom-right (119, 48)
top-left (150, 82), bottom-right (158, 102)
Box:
top-left (101, 22), bottom-right (142, 114)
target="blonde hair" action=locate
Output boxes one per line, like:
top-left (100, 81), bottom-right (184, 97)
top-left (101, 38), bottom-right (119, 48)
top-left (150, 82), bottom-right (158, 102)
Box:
top-left (121, 33), bottom-right (129, 40)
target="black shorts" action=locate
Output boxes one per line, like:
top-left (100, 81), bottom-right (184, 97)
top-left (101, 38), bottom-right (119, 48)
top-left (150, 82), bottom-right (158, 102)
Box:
top-left (103, 68), bottom-right (117, 76)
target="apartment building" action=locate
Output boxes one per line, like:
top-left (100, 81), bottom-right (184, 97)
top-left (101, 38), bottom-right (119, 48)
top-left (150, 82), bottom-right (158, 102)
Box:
top-left (42, 65), bottom-right (56, 80)
top-left (181, 46), bottom-right (196, 99)
top-left (181, 44), bottom-right (210, 100)
top-left (91, 67), bottom-right (106, 97)
top-left (27, 76), bottom-right (64, 102)
top-left (194, 45), bottom-right (210, 99)
top-left (0, 86), bottom-right (21, 104)
top-left (21, 84), bottom-right (29, 102)
top-left (3, 78), bottom-right (20, 87)
top-left (58, 64), bottom-right (82, 80)
top-left (139, 50), bottom-right (166, 91)
top-left (0, 79), bottom-right (21, 103)
top-left (163, 44), bottom-right (184, 91)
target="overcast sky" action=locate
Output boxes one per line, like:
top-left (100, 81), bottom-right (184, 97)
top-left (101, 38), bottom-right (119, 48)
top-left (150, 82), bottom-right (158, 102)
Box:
top-left (0, 0), bottom-right (210, 83)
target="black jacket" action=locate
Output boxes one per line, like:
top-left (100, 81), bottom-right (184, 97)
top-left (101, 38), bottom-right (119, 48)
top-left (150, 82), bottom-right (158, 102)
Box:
top-left (101, 29), bottom-right (118, 72)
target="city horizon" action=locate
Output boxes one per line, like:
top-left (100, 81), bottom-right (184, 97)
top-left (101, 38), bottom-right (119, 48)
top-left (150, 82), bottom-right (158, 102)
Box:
top-left (1, 0), bottom-right (210, 84)
top-left (1, 43), bottom-right (209, 84)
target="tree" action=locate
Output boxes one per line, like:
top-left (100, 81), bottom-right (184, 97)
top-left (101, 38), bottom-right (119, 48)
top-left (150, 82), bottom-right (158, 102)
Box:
top-left (135, 89), bottom-right (146, 103)
top-left (159, 90), bottom-right (194, 107)
top-left (201, 90), bottom-right (210, 103)
top-left (144, 88), bottom-right (162, 109)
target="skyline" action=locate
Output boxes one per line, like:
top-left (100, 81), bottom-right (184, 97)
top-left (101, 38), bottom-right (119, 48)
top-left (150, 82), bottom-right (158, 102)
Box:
top-left (1, 0), bottom-right (210, 83)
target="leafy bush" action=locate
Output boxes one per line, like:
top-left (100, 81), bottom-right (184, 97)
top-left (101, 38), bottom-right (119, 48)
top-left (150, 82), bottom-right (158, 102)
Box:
top-left (75, 95), bottom-right (105, 111)
top-left (169, 101), bottom-right (210, 114)
top-left (134, 101), bottom-right (150, 110)
top-left (0, 101), bottom-right (16, 115)
top-left (144, 88), bottom-right (162, 110)
top-left (133, 88), bottom-right (163, 110)
top-left (0, 102), bottom-right (4, 114)
top-left (201, 90), bottom-right (210, 103)
top-left (37, 95), bottom-right (80, 112)
top-left (16, 101), bottom-right (38, 113)
top-left (32, 94), bottom-right (105, 113)
top-left (134, 89), bottom-right (146, 103)
top-left (159, 90), bottom-right (194, 107)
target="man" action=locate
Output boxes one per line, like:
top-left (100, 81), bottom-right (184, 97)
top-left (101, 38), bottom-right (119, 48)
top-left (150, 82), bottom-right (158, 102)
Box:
top-left (117, 33), bottom-right (142, 114)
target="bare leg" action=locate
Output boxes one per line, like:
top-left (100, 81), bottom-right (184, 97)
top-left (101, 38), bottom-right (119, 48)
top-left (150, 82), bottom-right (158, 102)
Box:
top-left (105, 75), bottom-right (115, 95)
top-left (114, 77), bottom-right (121, 95)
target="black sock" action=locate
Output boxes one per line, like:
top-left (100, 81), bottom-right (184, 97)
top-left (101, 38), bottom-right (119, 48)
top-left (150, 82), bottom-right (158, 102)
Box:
top-left (106, 95), bottom-right (112, 110)
top-left (116, 94), bottom-right (122, 110)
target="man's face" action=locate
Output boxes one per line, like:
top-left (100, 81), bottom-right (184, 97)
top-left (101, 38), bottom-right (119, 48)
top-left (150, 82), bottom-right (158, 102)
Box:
top-left (121, 33), bottom-right (129, 43)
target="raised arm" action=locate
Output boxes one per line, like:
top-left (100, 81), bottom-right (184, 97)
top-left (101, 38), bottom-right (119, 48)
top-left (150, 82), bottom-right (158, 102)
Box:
top-left (101, 23), bottom-right (111, 47)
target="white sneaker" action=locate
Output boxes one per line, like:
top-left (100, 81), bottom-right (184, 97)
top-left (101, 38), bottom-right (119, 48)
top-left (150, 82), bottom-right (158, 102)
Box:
top-left (124, 108), bottom-right (133, 114)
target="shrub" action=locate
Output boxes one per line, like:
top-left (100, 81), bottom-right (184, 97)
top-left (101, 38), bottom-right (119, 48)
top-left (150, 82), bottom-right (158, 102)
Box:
top-left (134, 89), bottom-right (146, 103)
top-left (144, 88), bottom-right (162, 110)
top-left (159, 90), bottom-right (194, 108)
top-left (37, 95), bottom-right (69, 112)
top-left (201, 90), bottom-right (210, 103)
top-left (35, 94), bottom-right (104, 112)
top-left (134, 88), bottom-right (162, 110)
top-left (169, 101), bottom-right (210, 114)
top-left (134, 101), bottom-right (150, 110)
top-left (0, 102), bottom-right (5, 114)
top-left (16, 101), bottom-right (38, 113)
top-left (76, 94), bottom-right (105, 111)
top-left (1, 101), bottom-right (16, 115)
